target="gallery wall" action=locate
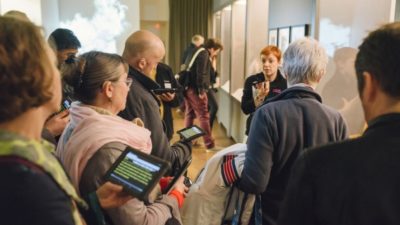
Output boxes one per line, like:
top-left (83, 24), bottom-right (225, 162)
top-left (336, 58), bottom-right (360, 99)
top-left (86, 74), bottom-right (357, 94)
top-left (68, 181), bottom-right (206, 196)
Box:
top-left (268, 0), bottom-right (313, 29)
top-left (212, 0), bottom-right (397, 142)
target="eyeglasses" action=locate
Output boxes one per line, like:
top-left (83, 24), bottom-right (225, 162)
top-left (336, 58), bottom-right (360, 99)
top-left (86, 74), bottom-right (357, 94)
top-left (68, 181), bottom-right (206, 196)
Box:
top-left (113, 77), bottom-right (133, 88)
top-left (124, 77), bottom-right (133, 88)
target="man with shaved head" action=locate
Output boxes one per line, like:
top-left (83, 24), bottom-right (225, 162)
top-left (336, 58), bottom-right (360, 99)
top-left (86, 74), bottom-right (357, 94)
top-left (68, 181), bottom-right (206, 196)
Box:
top-left (119, 30), bottom-right (191, 175)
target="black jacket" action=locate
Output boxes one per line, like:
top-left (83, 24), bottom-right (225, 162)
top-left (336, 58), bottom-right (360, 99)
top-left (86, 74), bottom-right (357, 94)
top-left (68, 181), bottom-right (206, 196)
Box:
top-left (0, 157), bottom-right (76, 225)
top-left (241, 71), bottom-right (287, 135)
top-left (119, 67), bottom-right (191, 175)
top-left (237, 86), bottom-right (348, 225)
top-left (279, 113), bottom-right (400, 225)
top-left (181, 43), bottom-right (196, 65)
top-left (155, 63), bottom-right (181, 140)
top-left (187, 48), bottom-right (211, 94)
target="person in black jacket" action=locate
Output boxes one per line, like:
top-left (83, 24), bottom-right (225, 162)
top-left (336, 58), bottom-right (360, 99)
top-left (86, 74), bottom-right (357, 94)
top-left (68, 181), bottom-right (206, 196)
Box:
top-left (279, 22), bottom-right (400, 225)
top-left (119, 30), bottom-right (191, 176)
top-left (241, 45), bottom-right (287, 135)
top-left (155, 62), bottom-right (181, 140)
top-left (237, 38), bottom-right (348, 225)
top-left (181, 34), bottom-right (204, 66)
top-left (184, 38), bottom-right (223, 150)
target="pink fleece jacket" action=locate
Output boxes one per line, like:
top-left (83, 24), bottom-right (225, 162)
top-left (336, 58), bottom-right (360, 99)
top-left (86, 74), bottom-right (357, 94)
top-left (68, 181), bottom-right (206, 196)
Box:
top-left (57, 102), bottom-right (152, 189)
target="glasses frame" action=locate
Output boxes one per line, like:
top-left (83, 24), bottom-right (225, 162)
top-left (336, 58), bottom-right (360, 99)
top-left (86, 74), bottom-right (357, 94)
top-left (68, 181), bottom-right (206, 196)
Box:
top-left (112, 77), bottom-right (133, 88)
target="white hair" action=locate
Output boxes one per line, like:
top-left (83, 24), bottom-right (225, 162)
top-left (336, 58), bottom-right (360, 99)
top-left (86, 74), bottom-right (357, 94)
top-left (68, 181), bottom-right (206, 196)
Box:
top-left (282, 37), bottom-right (328, 86)
top-left (191, 34), bottom-right (204, 46)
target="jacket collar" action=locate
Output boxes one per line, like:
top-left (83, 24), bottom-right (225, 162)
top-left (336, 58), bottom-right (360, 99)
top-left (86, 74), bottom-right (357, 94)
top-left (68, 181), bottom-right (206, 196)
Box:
top-left (129, 66), bottom-right (161, 91)
top-left (263, 86), bottom-right (322, 106)
top-left (364, 113), bottom-right (400, 136)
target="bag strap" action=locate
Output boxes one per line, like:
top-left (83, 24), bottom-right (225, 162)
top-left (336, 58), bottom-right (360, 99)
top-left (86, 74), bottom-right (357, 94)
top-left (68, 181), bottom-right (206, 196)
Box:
top-left (221, 187), bottom-right (235, 225)
top-left (187, 47), bottom-right (205, 71)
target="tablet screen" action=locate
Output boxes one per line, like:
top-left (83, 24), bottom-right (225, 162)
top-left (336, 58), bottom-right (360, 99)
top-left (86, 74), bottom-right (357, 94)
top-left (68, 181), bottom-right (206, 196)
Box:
top-left (105, 147), bottom-right (170, 201)
top-left (177, 125), bottom-right (205, 142)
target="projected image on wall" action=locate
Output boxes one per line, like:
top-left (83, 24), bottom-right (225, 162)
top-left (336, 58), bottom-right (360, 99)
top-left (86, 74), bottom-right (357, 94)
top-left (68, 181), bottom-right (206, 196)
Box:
top-left (60, 0), bottom-right (129, 54)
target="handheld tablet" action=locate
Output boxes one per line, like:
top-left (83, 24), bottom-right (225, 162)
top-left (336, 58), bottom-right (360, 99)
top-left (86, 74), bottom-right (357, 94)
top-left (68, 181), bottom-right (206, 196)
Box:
top-left (177, 125), bottom-right (205, 142)
top-left (104, 147), bottom-right (170, 202)
top-left (152, 88), bottom-right (179, 95)
top-left (162, 157), bottom-right (192, 194)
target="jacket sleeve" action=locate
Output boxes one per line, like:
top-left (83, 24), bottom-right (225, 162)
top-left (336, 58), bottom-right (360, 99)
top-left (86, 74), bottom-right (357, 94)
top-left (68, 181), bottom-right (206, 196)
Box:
top-left (169, 141), bottom-right (192, 176)
top-left (237, 107), bottom-right (275, 194)
top-left (194, 50), bottom-right (210, 93)
top-left (241, 76), bottom-right (256, 115)
top-left (278, 152), bottom-right (314, 225)
top-left (79, 143), bottom-right (182, 225)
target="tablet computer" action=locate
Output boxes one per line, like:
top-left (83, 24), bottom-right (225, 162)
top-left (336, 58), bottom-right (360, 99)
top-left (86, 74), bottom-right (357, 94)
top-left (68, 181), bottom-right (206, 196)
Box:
top-left (152, 88), bottom-right (179, 95)
top-left (177, 125), bottom-right (205, 142)
top-left (162, 157), bottom-right (192, 194)
top-left (104, 147), bottom-right (170, 202)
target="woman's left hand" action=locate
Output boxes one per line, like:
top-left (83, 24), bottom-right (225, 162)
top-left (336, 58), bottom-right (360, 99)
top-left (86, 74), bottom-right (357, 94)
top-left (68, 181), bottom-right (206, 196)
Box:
top-left (96, 182), bottom-right (133, 209)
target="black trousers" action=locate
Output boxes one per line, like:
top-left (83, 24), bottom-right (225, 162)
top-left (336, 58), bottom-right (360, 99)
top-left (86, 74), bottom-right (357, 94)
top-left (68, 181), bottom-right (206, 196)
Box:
top-left (207, 89), bottom-right (219, 128)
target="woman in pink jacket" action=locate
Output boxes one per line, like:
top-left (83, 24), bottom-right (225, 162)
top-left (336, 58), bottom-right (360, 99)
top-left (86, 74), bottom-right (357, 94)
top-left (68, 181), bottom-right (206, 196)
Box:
top-left (57, 51), bottom-right (186, 225)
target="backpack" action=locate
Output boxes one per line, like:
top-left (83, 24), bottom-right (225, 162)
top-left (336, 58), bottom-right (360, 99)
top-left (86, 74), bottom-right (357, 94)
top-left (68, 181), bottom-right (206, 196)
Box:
top-left (177, 47), bottom-right (205, 89)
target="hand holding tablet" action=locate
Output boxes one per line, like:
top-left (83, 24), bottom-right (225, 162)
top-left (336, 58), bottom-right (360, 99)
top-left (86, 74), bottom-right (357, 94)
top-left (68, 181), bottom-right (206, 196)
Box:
top-left (162, 157), bottom-right (192, 195)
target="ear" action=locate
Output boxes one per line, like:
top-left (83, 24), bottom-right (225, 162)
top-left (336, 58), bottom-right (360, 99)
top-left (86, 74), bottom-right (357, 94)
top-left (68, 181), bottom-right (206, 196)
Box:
top-left (137, 58), bottom-right (146, 71)
top-left (316, 69), bottom-right (326, 83)
top-left (101, 81), bottom-right (114, 99)
top-left (361, 71), bottom-right (377, 103)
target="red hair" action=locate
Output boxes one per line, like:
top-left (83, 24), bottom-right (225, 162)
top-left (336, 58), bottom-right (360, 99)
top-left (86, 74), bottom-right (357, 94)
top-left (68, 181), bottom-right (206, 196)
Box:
top-left (260, 45), bottom-right (282, 61)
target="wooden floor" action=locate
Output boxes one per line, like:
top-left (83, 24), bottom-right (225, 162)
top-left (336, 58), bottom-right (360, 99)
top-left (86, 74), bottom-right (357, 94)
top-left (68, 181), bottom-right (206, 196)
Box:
top-left (171, 110), bottom-right (236, 180)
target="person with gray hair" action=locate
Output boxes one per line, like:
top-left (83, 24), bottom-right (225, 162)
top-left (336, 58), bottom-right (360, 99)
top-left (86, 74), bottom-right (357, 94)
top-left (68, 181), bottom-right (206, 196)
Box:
top-left (236, 38), bottom-right (348, 225)
top-left (181, 34), bottom-right (205, 65)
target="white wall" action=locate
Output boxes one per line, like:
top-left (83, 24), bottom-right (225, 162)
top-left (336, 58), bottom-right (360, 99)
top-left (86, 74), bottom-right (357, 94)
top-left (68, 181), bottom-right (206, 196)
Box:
top-left (139, 0), bottom-right (169, 61)
top-left (269, 0), bottom-right (313, 28)
top-left (41, 0), bottom-right (59, 36)
top-left (140, 0), bottom-right (168, 21)
top-left (213, 0), bottom-right (233, 12)
top-left (0, 0), bottom-right (42, 25)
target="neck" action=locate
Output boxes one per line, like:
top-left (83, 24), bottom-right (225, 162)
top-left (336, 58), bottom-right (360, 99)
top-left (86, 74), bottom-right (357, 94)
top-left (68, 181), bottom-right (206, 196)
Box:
top-left (288, 82), bottom-right (317, 90)
top-left (91, 98), bottom-right (118, 115)
top-left (265, 71), bottom-right (278, 82)
top-left (0, 109), bottom-right (47, 141)
top-left (365, 93), bottom-right (400, 122)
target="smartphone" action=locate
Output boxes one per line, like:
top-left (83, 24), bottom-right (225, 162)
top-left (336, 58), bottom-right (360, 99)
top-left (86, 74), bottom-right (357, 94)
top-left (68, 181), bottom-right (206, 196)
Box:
top-left (60, 99), bottom-right (71, 111)
top-left (252, 79), bottom-right (265, 86)
top-left (152, 88), bottom-right (179, 95)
